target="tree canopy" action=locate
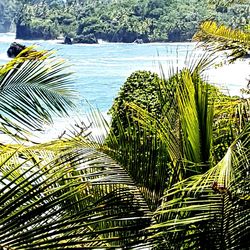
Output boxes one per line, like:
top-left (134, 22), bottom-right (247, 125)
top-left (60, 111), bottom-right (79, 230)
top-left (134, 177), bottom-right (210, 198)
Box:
top-left (1, 0), bottom-right (249, 42)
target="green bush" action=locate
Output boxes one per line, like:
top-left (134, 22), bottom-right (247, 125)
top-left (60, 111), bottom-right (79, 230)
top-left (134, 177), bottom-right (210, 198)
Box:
top-left (107, 71), bottom-right (169, 209)
top-left (109, 70), bottom-right (163, 134)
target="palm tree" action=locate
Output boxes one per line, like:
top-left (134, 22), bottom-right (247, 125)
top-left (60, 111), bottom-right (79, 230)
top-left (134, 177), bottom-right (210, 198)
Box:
top-left (139, 18), bottom-right (250, 249)
top-left (0, 48), bottom-right (151, 249)
top-left (102, 50), bottom-right (250, 249)
top-left (0, 24), bottom-right (249, 248)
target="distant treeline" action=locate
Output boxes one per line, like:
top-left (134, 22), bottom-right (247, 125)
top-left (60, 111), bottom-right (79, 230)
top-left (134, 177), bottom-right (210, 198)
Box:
top-left (1, 0), bottom-right (249, 42)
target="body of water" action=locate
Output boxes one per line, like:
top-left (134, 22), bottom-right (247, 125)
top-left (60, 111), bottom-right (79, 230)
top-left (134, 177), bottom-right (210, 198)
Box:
top-left (0, 33), bottom-right (249, 141)
top-left (0, 33), bottom-right (197, 112)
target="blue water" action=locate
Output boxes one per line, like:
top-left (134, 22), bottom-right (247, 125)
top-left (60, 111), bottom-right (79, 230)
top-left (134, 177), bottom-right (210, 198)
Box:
top-left (1, 33), bottom-right (249, 141)
top-left (0, 33), bottom-right (195, 113)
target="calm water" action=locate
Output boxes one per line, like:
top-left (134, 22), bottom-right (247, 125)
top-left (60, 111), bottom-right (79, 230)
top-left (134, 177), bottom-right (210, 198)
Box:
top-left (0, 33), bottom-right (196, 113)
top-left (1, 33), bottom-right (249, 141)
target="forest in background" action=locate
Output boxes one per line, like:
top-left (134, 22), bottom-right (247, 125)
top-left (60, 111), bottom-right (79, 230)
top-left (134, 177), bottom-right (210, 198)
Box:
top-left (0, 0), bottom-right (249, 42)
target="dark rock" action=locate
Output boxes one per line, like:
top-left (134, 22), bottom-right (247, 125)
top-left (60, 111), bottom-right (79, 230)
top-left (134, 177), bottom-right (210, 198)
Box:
top-left (167, 28), bottom-right (193, 42)
top-left (133, 38), bottom-right (144, 44)
top-left (7, 42), bottom-right (26, 58)
top-left (64, 36), bottom-right (72, 45)
top-left (73, 34), bottom-right (98, 44)
top-left (112, 30), bottom-right (137, 43)
top-left (95, 30), bottom-right (149, 43)
top-left (16, 22), bottom-right (56, 40)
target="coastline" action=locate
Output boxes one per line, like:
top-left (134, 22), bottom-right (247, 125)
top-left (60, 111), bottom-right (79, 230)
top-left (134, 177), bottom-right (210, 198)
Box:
top-left (0, 33), bottom-right (198, 46)
top-left (0, 33), bottom-right (248, 96)
top-left (0, 32), bottom-right (249, 143)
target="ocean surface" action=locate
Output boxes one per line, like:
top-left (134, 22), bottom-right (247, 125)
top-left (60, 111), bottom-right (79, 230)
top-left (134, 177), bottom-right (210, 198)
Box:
top-left (0, 33), bottom-right (249, 141)
top-left (0, 33), bottom-right (200, 112)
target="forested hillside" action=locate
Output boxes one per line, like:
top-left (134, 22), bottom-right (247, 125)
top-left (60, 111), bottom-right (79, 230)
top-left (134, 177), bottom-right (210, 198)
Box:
top-left (1, 0), bottom-right (250, 42)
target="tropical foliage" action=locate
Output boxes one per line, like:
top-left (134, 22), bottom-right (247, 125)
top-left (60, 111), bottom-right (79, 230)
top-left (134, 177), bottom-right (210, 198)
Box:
top-left (193, 20), bottom-right (250, 62)
top-left (0, 51), bottom-right (151, 249)
top-left (0, 139), bottom-right (151, 249)
top-left (1, 45), bottom-right (250, 249)
top-left (0, 47), bottom-right (75, 139)
top-left (138, 14), bottom-right (250, 250)
top-left (109, 70), bottom-right (163, 135)
top-left (3, 0), bottom-right (249, 42)
top-left (134, 65), bottom-right (250, 249)
top-left (106, 70), bottom-right (169, 210)
top-left (0, 5), bottom-right (249, 249)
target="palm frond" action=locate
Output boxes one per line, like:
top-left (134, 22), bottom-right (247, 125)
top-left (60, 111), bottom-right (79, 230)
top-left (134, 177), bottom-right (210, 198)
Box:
top-left (212, 93), bottom-right (250, 162)
top-left (0, 137), bottom-right (152, 249)
top-left (130, 67), bottom-right (215, 170)
top-left (149, 124), bottom-right (250, 249)
top-left (0, 47), bottom-right (76, 136)
top-left (193, 21), bottom-right (250, 62)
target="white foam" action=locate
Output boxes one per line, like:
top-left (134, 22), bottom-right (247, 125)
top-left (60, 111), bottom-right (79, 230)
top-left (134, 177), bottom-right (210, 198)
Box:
top-left (0, 53), bottom-right (10, 61)
top-left (97, 39), bottom-right (109, 44)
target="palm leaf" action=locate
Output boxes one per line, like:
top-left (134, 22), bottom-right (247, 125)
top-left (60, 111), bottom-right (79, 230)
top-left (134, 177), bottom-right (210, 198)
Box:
top-left (149, 124), bottom-right (250, 249)
top-left (0, 47), bottom-right (76, 136)
top-left (130, 65), bottom-right (215, 170)
top-left (193, 21), bottom-right (250, 62)
top-left (0, 130), bottom-right (152, 249)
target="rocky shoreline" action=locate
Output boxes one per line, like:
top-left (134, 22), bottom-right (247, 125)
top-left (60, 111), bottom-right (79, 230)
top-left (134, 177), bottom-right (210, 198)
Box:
top-left (15, 24), bottom-right (174, 45)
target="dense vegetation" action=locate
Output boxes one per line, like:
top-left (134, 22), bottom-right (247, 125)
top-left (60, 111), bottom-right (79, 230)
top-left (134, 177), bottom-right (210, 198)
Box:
top-left (109, 71), bottom-right (163, 133)
top-left (0, 0), bottom-right (249, 248)
top-left (1, 0), bottom-right (250, 42)
top-left (0, 30), bottom-right (249, 247)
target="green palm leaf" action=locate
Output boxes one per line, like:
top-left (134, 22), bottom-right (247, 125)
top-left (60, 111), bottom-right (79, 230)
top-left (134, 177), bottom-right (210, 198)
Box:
top-left (0, 133), bottom-right (152, 249)
top-left (130, 65), bottom-right (215, 170)
top-left (193, 21), bottom-right (250, 62)
top-left (0, 47), bottom-right (76, 135)
top-left (149, 124), bottom-right (250, 249)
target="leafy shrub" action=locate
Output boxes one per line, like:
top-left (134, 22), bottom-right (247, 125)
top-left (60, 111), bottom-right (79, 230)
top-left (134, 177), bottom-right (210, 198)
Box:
top-left (109, 70), bottom-right (163, 135)
top-left (107, 71), bottom-right (169, 209)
